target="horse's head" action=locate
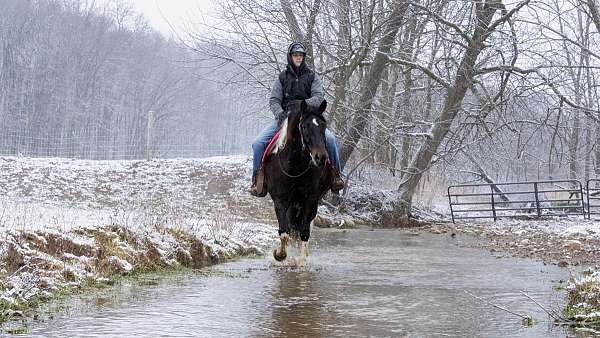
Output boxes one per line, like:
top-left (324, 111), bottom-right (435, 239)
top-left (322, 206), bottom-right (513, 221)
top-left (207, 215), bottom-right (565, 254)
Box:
top-left (288, 99), bottom-right (329, 167)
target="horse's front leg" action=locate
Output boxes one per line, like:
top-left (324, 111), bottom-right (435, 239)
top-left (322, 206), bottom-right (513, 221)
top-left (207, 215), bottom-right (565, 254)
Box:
top-left (273, 200), bottom-right (290, 261)
top-left (274, 232), bottom-right (290, 262)
top-left (298, 200), bottom-right (318, 266)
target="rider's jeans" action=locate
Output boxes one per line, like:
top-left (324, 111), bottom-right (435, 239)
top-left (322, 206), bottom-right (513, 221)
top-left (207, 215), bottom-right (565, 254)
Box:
top-left (251, 119), bottom-right (342, 179)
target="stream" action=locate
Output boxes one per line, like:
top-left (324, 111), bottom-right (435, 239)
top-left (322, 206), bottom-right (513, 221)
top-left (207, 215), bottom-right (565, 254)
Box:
top-left (27, 228), bottom-right (575, 337)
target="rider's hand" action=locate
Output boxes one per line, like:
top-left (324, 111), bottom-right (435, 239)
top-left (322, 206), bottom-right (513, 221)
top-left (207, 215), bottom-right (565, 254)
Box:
top-left (276, 110), bottom-right (288, 125)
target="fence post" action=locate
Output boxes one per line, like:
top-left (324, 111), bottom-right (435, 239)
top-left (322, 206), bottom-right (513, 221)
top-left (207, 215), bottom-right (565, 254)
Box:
top-left (490, 185), bottom-right (497, 221)
top-left (146, 110), bottom-right (155, 160)
top-left (534, 182), bottom-right (541, 218)
top-left (447, 186), bottom-right (455, 223)
top-left (584, 180), bottom-right (589, 219)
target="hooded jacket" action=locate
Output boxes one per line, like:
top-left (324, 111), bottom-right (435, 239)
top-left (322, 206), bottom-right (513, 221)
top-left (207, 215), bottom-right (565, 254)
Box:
top-left (269, 45), bottom-right (324, 118)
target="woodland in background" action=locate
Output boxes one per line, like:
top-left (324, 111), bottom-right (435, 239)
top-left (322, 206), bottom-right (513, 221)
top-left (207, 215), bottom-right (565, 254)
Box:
top-left (3, 0), bottom-right (600, 220)
top-left (186, 0), bottom-right (600, 218)
top-left (0, 0), bottom-right (262, 159)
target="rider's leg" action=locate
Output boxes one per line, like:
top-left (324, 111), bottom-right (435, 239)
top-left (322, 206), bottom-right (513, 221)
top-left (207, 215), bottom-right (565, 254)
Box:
top-left (325, 129), bottom-right (341, 172)
top-left (250, 119), bottom-right (279, 196)
top-left (325, 129), bottom-right (345, 193)
top-left (251, 119), bottom-right (279, 179)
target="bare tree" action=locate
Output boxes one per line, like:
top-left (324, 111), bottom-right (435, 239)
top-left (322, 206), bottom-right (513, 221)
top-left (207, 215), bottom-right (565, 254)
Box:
top-left (339, 0), bottom-right (410, 168)
top-left (394, 0), bottom-right (530, 221)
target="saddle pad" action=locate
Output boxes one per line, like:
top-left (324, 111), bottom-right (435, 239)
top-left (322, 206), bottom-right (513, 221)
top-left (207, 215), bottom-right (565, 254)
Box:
top-left (260, 118), bottom-right (289, 166)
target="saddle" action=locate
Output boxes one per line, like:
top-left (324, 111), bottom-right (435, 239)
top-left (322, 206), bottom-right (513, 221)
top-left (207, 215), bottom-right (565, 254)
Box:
top-left (253, 118), bottom-right (288, 197)
top-left (260, 118), bottom-right (289, 167)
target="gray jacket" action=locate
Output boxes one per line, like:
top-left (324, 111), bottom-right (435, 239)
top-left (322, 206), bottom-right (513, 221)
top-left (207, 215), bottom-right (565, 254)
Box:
top-left (269, 72), bottom-right (324, 118)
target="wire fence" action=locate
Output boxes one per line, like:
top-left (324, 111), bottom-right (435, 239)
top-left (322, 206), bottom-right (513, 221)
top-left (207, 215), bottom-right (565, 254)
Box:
top-left (0, 122), bottom-right (252, 160)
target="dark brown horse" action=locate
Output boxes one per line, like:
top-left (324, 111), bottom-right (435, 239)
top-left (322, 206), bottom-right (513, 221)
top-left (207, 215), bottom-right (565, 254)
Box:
top-left (264, 99), bottom-right (332, 263)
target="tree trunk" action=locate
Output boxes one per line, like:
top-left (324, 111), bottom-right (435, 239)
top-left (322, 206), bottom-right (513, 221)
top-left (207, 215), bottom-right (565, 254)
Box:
top-left (399, 66), bottom-right (413, 179)
top-left (279, 0), bottom-right (321, 69)
top-left (328, 0), bottom-right (351, 130)
top-left (586, 0), bottom-right (600, 33)
top-left (339, 1), bottom-right (409, 169)
top-left (569, 110), bottom-right (581, 180)
top-left (394, 1), bottom-right (503, 223)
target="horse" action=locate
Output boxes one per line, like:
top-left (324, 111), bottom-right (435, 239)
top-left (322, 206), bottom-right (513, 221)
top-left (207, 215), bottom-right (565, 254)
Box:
top-left (263, 99), bottom-right (332, 264)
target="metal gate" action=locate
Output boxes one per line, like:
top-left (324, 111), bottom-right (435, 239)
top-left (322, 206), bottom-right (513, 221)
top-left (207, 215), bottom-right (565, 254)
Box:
top-left (586, 179), bottom-right (600, 219)
top-left (447, 180), bottom-right (585, 223)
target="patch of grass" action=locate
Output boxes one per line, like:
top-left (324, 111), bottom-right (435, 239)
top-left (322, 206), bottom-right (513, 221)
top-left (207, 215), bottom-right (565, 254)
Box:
top-left (5, 326), bottom-right (29, 334)
top-left (0, 299), bottom-right (11, 323)
top-left (94, 230), bottom-right (131, 261)
top-left (0, 294), bottom-right (48, 325)
top-left (552, 279), bottom-right (566, 291)
top-left (563, 306), bottom-right (579, 320)
top-left (62, 269), bottom-right (78, 283)
top-left (81, 277), bottom-right (114, 290)
top-left (0, 220), bottom-right (265, 327)
top-left (564, 268), bottom-right (600, 323)
top-left (522, 316), bottom-right (536, 326)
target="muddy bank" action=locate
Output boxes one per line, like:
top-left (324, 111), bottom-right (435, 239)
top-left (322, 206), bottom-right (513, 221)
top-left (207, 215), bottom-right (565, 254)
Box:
top-left (424, 221), bottom-right (600, 267)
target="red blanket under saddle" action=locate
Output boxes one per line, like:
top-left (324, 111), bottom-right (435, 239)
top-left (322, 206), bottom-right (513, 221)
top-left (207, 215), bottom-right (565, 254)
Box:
top-left (260, 130), bottom-right (281, 166)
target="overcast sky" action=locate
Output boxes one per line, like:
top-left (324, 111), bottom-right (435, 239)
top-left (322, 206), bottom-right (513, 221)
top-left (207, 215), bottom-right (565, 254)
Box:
top-left (127, 0), bottom-right (213, 35)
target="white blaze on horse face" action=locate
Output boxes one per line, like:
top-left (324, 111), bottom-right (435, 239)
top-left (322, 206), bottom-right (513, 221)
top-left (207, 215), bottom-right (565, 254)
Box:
top-left (312, 118), bottom-right (319, 126)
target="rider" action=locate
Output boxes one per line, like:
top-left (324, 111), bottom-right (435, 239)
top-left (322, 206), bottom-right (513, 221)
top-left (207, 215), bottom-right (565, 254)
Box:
top-left (250, 42), bottom-right (345, 197)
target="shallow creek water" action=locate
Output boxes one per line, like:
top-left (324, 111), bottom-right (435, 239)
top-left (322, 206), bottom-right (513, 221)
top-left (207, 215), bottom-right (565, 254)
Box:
top-left (27, 228), bottom-right (577, 337)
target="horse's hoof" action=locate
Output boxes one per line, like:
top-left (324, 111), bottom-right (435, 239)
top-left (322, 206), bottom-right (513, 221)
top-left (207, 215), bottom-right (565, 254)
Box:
top-left (273, 249), bottom-right (287, 262)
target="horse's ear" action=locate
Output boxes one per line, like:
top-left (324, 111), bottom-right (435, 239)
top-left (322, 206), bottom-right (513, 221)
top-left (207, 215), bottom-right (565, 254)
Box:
top-left (301, 99), bottom-right (308, 113)
top-left (318, 100), bottom-right (327, 114)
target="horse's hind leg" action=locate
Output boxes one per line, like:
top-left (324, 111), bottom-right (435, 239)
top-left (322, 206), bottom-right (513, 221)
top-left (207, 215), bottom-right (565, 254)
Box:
top-left (298, 240), bottom-right (309, 267)
top-left (273, 200), bottom-right (289, 261)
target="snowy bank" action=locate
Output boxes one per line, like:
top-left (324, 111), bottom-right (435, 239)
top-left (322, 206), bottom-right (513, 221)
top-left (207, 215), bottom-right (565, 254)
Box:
top-left (565, 267), bottom-right (600, 325)
top-left (426, 217), bottom-right (600, 267)
top-left (0, 219), bottom-right (274, 322)
top-left (0, 155), bottom-right (277, 324)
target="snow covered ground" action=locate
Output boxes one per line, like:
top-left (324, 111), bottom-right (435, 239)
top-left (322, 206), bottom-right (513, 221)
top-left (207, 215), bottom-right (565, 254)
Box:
top-left (2, 154), bottom-right (598, 246)
top-left (0, 154), bottom-right (280, 259)
top-left (0, 155), bottom-right (278, 321)
top-left (468, 217), bottom-right (600, 239)
top-left (0, 155), bottom-right (274, 229)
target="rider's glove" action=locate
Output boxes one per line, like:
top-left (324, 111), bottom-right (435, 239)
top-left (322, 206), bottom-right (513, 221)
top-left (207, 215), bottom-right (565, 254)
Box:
top-left (276, 110), bottom-right (288, 125)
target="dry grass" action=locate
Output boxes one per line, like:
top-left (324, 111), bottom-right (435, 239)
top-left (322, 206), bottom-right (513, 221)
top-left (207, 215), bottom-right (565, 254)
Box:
top-left (0, 196), bottom-right (268, 324)
top-left (565, 268), bottom-right (600, 323)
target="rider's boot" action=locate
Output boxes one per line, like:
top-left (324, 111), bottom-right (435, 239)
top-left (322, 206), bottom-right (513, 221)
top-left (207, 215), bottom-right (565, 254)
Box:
top-left (328, 164), bottom-right (345, 194)
top-left (250, 167), bottom-right (267, 197)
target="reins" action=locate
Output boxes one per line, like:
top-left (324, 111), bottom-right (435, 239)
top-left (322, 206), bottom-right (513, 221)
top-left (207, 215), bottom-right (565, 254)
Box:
top-left (277, 151), bottom-right (312, 178)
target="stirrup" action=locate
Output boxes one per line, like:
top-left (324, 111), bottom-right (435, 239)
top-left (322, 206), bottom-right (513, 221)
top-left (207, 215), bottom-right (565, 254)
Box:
top-left (328, 165), bottom-right (345, 193)
top-left (331, 178), bottom-right (345, 194)
top-left (250, 169), bottom-right (267, 197)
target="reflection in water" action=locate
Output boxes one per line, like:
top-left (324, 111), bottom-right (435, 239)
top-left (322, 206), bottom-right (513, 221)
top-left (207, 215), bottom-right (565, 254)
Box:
top-left (267, 271), bottom-right (326, 337)
top-left (27, 229), bottom-right (573, 338)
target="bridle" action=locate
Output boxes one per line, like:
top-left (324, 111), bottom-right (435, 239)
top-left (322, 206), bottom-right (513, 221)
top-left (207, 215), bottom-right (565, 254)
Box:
top-left (277, 113), bottom-right (326, 178)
